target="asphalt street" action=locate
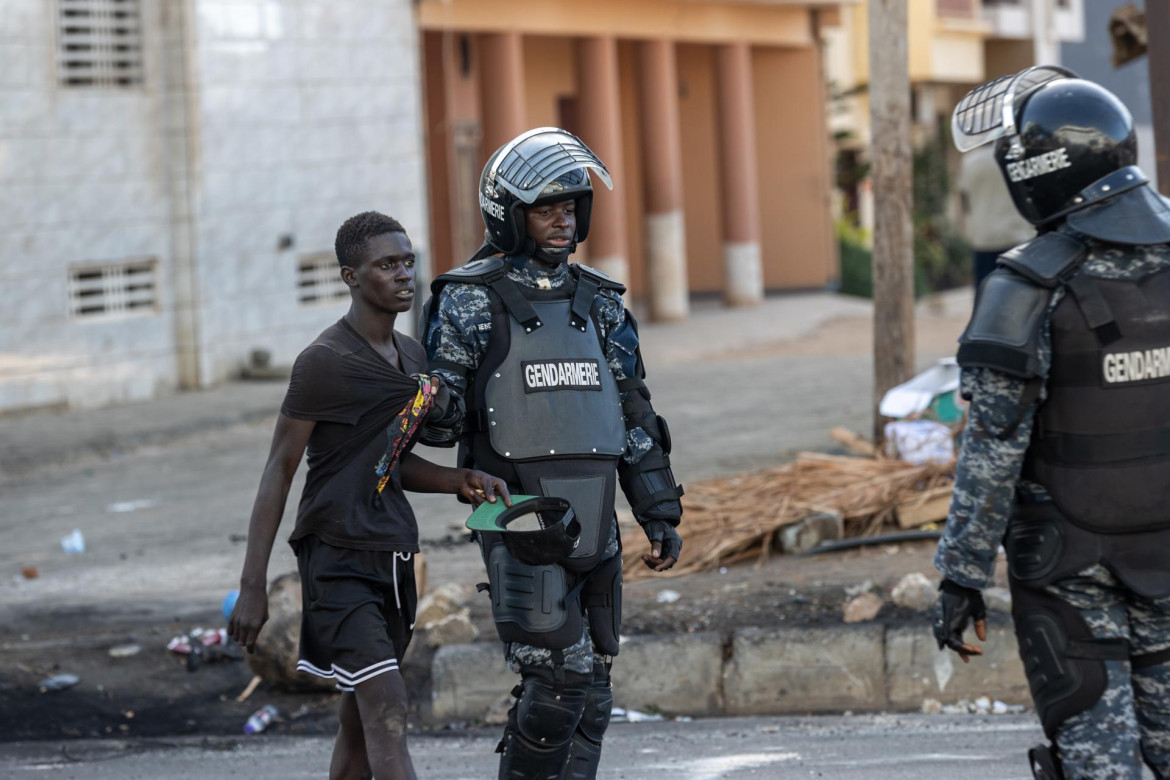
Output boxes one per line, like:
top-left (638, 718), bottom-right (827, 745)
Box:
top-left (0, 714), bottom-right (1061, 779)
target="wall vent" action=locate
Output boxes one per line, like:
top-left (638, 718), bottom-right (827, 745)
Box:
top-left (297, 254), bottom-right (348, 305)
top-left (69, 259), bottom-right (158, 320)
top-left (57, 0), bottom-right (144, 88)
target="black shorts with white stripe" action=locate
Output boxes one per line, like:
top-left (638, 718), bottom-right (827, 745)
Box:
top-left (293, 534), bottom-right (418, 692)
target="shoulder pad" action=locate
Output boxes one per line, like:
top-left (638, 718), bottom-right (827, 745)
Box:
top-left (997, 231), bottom-right (1087, 288)
top-left (571, 263), bottom-right (627, 294)
top-left (957, 269), bottom-right (1053, 378)
top-left (430, 256), bottom-right (505, 295)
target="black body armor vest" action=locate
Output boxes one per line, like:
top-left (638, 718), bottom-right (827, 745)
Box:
top-left (430, 258), bottom-right (628, 572)
top-left (1025, 266), bottom-right (1170, 533)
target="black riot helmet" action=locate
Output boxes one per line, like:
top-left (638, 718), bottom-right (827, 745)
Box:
top-left (475, 127), bottom-right (613, 263)
top-left (952, 66), bottom-right (1170, 244)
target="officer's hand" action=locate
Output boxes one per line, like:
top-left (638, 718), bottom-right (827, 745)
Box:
top-left (460, 470), bottom-right (511, 508)
top-left (228, 584), bottom-right (269, 654)
top-left (640, 520), bottom-right (682, 572)
top-left (933, 578), bottom-right (987, 663)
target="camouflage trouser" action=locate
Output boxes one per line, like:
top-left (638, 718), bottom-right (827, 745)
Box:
top-left (504, 522), bottom-right (621, 677)
top-left (1048, 565), bottom-right (1170, 779)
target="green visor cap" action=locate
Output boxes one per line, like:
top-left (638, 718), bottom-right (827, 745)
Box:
top-left (466, 495), bottom-right (582, 566)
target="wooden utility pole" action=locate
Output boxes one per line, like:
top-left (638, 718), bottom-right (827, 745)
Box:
top-left (1147, 1), bottom-right (1170, 195)
top-left (868, 0), bottom-right (915, 441)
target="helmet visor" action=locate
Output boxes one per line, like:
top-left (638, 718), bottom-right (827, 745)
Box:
top-left (488, 127), bottom-right (613, 204)
top-left (952, 65), bottom-right (1078, 152)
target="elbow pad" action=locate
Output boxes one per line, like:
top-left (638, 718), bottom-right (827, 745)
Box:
top-left (618, 378), bottom-right (683, 525)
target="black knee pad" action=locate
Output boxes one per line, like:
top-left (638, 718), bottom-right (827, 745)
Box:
top-left (576, 662), bottom-right (613, 744)
top-left (1011, 581), bottom-right (1127, 739)
top-left (515, 669), bottom-right (589, 748)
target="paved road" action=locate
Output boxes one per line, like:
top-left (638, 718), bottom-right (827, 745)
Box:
top-left (0, 714), bottom-right (1057, 779)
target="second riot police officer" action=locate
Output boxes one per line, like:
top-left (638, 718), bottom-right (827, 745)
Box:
top-left (936, 66), bottom-right (1170, 779)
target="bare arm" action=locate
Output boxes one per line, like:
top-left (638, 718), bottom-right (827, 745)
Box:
top-left (398, 452), bottom-right (510, 507)
top-left (228, 413), bottom-right (315, 651)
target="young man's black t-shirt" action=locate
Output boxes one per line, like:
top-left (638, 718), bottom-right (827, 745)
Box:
top-left (282, 318), bottom-right (425, 552)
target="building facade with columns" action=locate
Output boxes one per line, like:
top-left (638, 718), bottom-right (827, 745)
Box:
top-left (418, 0), bottom-right (845, 320)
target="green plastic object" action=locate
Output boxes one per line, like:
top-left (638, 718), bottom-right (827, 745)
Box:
top-left (465, 494), bottom-right (541, 532)
top-left (928, 390), bottom-right (964, 424)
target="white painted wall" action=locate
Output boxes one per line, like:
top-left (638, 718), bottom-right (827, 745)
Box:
top-left (188, 0), bottom-right (429, 384)
top-left (0, 0), bottom-right (178, 411)
top-left (0, 0), bottom-right (429, 411)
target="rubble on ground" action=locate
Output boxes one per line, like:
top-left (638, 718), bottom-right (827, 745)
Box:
top-left (891, 572), bottom-right (938, 611)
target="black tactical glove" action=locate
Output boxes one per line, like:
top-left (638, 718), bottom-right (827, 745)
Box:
top-left (416, 375), bottom-right (464, 447)
top-left (933, 578), bottom-right (987, 663)
top-left (639, 519), bottom-right (682, 571)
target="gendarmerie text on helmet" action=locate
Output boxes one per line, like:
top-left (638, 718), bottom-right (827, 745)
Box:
top-left (1005, 148), bottom-right (1072, 183)
top-left (480, 192), bottom-right (506, 222)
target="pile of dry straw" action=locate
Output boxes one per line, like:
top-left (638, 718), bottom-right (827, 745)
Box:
top-left (621, 430), bottom-right (955, 580)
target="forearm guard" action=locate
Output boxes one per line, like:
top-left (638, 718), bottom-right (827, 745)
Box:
top-left (617, 378), bottom-right (684, 525)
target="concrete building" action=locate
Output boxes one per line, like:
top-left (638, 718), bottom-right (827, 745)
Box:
top-left (418, 0), bottom-right (846, 320)
top-left (0, 0), bottom-right (428, 412)
top-left (824, 0), bottom-right (1084, 231)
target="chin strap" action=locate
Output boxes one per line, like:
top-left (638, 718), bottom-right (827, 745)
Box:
top-left (521, 235), bottom-right (577, 265)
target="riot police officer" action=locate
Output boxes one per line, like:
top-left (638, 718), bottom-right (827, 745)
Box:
top-left (935, 66), bottom-right (1170, 779)
top-left (420, 127), bottom-right (684, 779)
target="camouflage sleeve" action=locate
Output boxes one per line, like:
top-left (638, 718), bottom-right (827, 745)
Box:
top-left (423, 283), bottom-right (492, 397)
top-left (593, 289), bottom-right (655, 465)
top-left (934, 367), bottom-right (1037, 589)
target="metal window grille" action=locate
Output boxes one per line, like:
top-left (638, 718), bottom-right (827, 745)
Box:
top-left (56, 0), bottom-right (144, 88)
top-left (68, 259), bottom-right (158, 320)
top-left (297, 254), bottom-right (348, 305)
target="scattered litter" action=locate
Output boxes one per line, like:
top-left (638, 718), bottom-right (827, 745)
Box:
top-left (842, 592), bottom-right (883, 623)
top-left (884, 420), bottom-right (955, 466)
top-left (611, 707), bottom-right (665, 723)
top-left (879, 358), bottom-right (961, 421)
top-left (60, 529), bottom-right (85, 555)
top-left (674, 716), bottom-right (693, 722)
top-left (167, 627), bottom-right (241, 670)
top-left (973, 695), bottom-right (991, 714)
top-left (655, 589), bottom-right (681, 604)
top-left (106, 499), bottom-right (158, 514)
top-left (222, 590), bottom-right (239, 621)
top-left (108, 644), bottom-right (141, 659)
top-left (20, 566), bottom-right (38, 579)
top-left (921, 698), bottom-right (943, 714)
top-left (236, 675), bottom-right (262, 703)
top-left (244, 704), bottom-right (279, 735)
top-left (39, 674), bottom-right (80, 692)
top-left (719, 567), bottom-right (728, 574)
top-left (992, 700), bottom-right (1009, 715)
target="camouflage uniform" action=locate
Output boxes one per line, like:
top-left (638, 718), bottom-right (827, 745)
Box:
top-left (936, 242), bottom-right (1170, 778)
top-left (425, 254), bottom-right (650, 675)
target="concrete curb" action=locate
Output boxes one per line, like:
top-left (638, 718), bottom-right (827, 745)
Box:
top-left (428, 620), bottom-right (1029, 724)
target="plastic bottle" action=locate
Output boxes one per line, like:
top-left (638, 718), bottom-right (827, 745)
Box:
top-left (243, 704), bottom-right (279, 735)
